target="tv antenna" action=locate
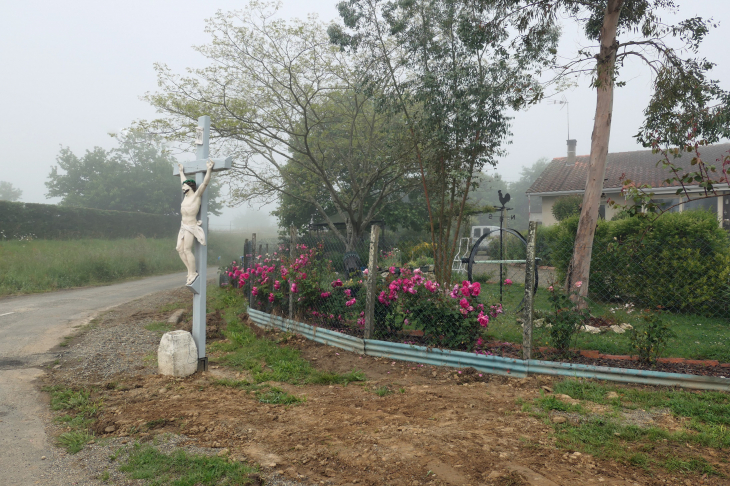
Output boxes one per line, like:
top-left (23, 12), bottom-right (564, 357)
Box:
top-left (546, 95), bottom-right (570, 139)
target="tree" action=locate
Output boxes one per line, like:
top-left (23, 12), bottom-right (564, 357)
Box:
top-left (142, 3), bottom-right (420, 251)
top-left (496, 0), bottom-right (729, 297)
top-left (330, 0), bottom-right (559, 283)
top-left (0, 181), bottom-right (22, 202)
top-left (552, 195), bottom-right (583, 222)
top-left (45, 130), bottom-right (221, 216)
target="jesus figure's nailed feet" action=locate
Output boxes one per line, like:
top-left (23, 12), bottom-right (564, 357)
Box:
top-left (186, 272), bottom-right (199, 286)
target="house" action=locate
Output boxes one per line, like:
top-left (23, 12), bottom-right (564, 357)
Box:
top-left (526, 140), bottom-right (730, 227)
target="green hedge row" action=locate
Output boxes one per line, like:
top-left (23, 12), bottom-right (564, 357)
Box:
top-left (0, 201), bottom-right (179, 239)
top-left (542, 211), bottom-right (730, 316)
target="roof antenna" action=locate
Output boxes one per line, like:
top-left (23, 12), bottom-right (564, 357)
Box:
top-left (547, 95), bottom-right (570, 139)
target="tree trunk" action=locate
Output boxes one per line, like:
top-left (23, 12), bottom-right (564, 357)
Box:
top-left (567, 0), bottom-right (624, 301)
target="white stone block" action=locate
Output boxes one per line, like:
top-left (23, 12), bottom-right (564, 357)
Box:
top-left (158, 330), bottom-right (198, 377)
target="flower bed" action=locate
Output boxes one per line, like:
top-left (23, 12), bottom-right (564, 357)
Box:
top-left (223, 242), bottom-right (504, 353)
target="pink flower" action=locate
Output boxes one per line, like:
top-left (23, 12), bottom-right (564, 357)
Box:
top-left (274, 280), bottom-right (281, 290)
top-left (363, 268), bottom-right (369, 276)
top-left (291, 282), bottom-right (298, 293)
top-left (280, 266), bottom-right (288, 277)
top-left (469, 281), bottom-right (481, 297)
top-left (575, 281), bottom-right (583, 288)
top-left (345, 298), bottom-right (356, 307)
top-left (344, 289), bottom-right (352, 297)
top-left (548, 285), bottom-right (554, 292)
top-left (459, 298), bottom-right (470, 310)
top-left (389, 266), bottom-right (396, 274)
top-left (299, 272), bottom-right (307, 280)
top-left (404, 318), bottom-right (409, 326)
top-left (378, 291), bottom-right (388, 305)
top-left (320, 292), bottom-right (331, 298)
top-left (450, 285), bottom-right (460, 299)
top-left (242, 272), bottom-right (250, 280)
top-left (268, 293), bottom-right (275, 303)
top-left (251, 286), bottom-right (258, 296)
top-left (504, 278), bottom-right (513, 285)
top-left (477, 311), bottom-right (489, 327)
top-left (476, 337), bottom-right (484, 346)
top-left (331, 279), bottom-right (343, 288)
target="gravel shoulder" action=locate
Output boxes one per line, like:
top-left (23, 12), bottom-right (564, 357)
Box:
top-left (39, 286), bottom-right (307, 486)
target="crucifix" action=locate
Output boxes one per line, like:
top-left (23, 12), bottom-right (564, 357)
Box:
top-left (173, 115), bottom-right (231, 372)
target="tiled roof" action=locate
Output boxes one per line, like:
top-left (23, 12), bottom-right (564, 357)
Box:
top-left (526, 143), bottom-right (730, 195)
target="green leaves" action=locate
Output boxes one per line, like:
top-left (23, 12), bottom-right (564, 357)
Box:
top-left (45, 130), bottom-right (222, 216)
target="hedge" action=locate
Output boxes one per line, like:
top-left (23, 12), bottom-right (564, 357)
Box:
top-left (0, 201), bottom-right (179, 239)
top-left (545, 211), bottom-right (730, 316)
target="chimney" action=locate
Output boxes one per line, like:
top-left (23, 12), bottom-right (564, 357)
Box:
top-left (566, 139), bottom-right (577, 166)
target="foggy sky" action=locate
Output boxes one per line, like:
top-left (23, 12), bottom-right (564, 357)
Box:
top-left (2, 0), bottom-right (728, 226)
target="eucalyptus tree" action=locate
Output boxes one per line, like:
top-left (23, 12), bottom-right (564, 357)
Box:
top-left (142, 3), bottom-right (419, 251)
top-left (329, 0), bottom-right (559, 283)
top-left (493, 0), bottom-right (730, 297)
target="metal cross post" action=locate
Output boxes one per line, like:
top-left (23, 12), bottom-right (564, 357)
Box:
top-left (173, 115), bottom-right (232, 371)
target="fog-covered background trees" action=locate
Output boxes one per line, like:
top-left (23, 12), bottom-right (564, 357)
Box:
top-left (45, 130), bottom-right (221, 216)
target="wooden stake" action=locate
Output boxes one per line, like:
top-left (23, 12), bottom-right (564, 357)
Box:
top-left (364, 225), bottom-right (381, 340)
top-left (522, 221), bottom-right (538, 360)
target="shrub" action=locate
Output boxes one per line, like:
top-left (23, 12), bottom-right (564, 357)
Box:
top-left (0, 201), bottom-right (178, 239)
top-left (547, 211), bottom-right (730, 316)
top-left (545, 282), bottom-right (589, 353)
top-left (551, 195), bottom-right (583, 222)
top-left (628, 310), bottom-right (675, 364)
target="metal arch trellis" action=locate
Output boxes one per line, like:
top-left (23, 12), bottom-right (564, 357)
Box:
top-left (461, 228), bottom-right (539, 311)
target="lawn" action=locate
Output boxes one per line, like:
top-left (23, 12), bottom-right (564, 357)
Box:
top-left (477, 281), bottom-right (730, 363)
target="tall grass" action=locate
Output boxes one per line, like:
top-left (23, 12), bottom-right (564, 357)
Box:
top-left (0, 231), bottom-right (257, 296)
top-left (0, 237), bottom-right (183, 295)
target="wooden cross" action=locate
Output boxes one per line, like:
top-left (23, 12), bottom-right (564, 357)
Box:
top-left (173, 115), bottom-right (231, 371)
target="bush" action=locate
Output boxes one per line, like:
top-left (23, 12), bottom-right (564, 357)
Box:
top-left (551, 195), bottom-right (583, 222)
top-left (547, 211), bottom-right (730, 316)
top-left (0, 201), bottom-right (178, 239)
top-left (628, 310), bottom-right (675, 364)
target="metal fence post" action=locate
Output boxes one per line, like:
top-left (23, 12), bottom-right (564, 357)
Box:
top-left (250, 233), bottom-right (256, 309)
top-left (289, 225), bottom-right (297, 319)
top-left (364, 225), bottom-right (381, 340)
top-left (522, 221), bottom-right (537, 360)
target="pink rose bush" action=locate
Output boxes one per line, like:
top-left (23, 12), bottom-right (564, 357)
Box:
top-left (223, 242), bottom-right (502, 351)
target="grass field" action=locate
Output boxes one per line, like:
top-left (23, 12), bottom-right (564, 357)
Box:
top-left (479, 281), bottom-right (730, 362)
top-left (0, 232), bottom-right (249, 296)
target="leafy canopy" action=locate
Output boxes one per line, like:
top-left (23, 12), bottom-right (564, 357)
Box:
top-left (0, 181), bottom-right (22, 202)
top-left (45, 130), bottom-right (221, 216)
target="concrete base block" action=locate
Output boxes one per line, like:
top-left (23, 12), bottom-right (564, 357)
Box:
top-left (158, 330), bottom-right (198, 377)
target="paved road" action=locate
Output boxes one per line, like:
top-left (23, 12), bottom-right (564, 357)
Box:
top-left (0, 270), bottom-right (216, 486)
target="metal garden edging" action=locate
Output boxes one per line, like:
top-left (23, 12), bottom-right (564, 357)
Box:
top-left (247, 308), bottom-right (365, 354)
top-left (246, 309), bottom-right (730, 391)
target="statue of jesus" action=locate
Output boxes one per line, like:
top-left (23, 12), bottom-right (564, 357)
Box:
top-left (177, 160), bottom-right (214, 285)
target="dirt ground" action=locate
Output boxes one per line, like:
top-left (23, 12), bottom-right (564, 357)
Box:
top-left (46, 288), bottom-right (728, 486)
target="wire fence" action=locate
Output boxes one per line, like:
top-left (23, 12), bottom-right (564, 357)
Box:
top-left (220, 225), bottom-right (730, 355)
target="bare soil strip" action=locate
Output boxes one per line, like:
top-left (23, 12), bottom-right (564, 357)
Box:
top-left (43, 287), bottom-right (728, 486)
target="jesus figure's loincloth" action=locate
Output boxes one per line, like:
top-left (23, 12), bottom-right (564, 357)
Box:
top-left (176, 221), bottom-right (206, 252)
